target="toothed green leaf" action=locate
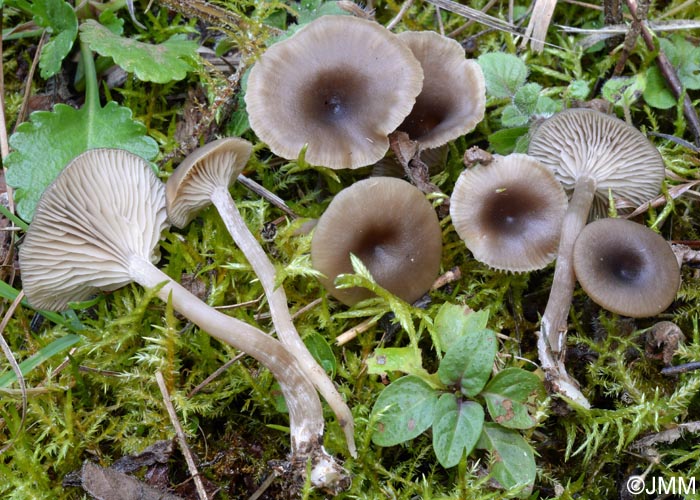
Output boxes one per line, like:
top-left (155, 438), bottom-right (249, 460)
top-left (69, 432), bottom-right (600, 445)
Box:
top-left (6, 102), bottom-right (158, 221)
top-left (79, 19), bottom-right (199, 84)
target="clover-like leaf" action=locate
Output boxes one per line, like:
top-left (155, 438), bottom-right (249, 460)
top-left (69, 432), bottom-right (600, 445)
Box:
top-left (371, 375), bottom-right (438, 446)
top-left (31, 0), bottom-right (78, 78)
top-left (80, 19), bottom-right (199, 84)
top-left (432, 394), bottom-right (484, 468)
top-left (6, 102), bottom-right (159, 221)
top-left (437, 328), bottom-right (497, 397)
top-left (482, 368), bottom-right (543, 429)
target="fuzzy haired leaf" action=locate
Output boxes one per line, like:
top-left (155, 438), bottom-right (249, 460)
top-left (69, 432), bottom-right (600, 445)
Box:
top-left (79, 19), bottom-right (199, 84)
top-left (5, 102), bottom-right (158, 221)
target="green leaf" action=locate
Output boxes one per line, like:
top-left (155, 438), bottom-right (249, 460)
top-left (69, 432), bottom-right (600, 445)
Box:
top-left (304, 333), bottom-right (336, 377)
top-left (367, 347), bottom-right (437, 385)
top-left (568, 79), bottom-right (590, 100)
top-left (6, 101), bottom-right (159, 221)
top-left (433, 303), bottom-right (489, 353)
top-left (477, 53), bottom-right (528, 99)
top-left (643, 66), bottom-right (676, 110)
top-left (501, 104), bottom-right (529, 128)
top-left (601, 75), bottom-right (645, 108)
top-left (371, 375), bottom-right (438, 446)
top-left (31, 0), bottom-right (78, 78)
top-left (437, 328), bottom-right (497, 397)
top-left (432, 394), bottom-right (484, 468)
top-left (488, 127), bottom-right (529, 155)
top-left (478, 423), bottom-right (536, 495)
top-left (482, 368), bottom-right (543, 429)
top-left (79, 19), bottom-right (199, 84)
top-left (0, 334), bottom-right (82, 388)
top-left (513, 82), bottom-right (542, 115)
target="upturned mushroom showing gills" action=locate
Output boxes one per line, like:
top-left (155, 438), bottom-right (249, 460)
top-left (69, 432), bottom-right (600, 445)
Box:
top-left (395, 30), bottom-right (485, 149)
top-left (19, 149), bottom-right (349, 493)
top-left (450, 154), bottom-right (567, 272)
top-left (573, 218), bottom-right (680, 318)
top-left (244, 15), bottom-right (423, 170)
top-left (166, 137), bottom-right (356, 457)
top-left (311, 177), bottom-right (442, 306)
top-left (527, 108), bottom-right (664, 407)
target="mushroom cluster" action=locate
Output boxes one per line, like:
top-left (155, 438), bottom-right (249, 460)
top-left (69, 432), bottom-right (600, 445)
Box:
top-left (245, 15), bottom-right (485, 170)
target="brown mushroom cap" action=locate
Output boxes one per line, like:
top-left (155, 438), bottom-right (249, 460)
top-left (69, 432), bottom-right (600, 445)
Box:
top-left (311, 177), bottom-right (442, 305)
top-left (573, 218), bottom-right (680, 317)
top-left (19, 148), bottom-right (169, 311)
top-left (528, 108), bottom-right (665, 218)
top-left (244, 15), bottom-right (424, 170)
top-left (166, 137), bottom-right (252, 228)
top-left (450, 154), bottom-right (567, 272)
top-left (395, 30), bottom-right (485, 149)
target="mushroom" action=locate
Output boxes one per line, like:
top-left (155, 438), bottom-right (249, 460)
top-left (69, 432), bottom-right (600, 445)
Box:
top-left (573, 218), bottom-right (680, 317)
top-left (19, 148), bottom-right (349, 493)
top-left (311, 177), bottom-right (442, 306)
top-left (244, 15), bottom-right (424, 169)
top-left (395, 30), bottom-right (485, 149)
top-left (450, 153), bottom-right (567, 272)
top-left (528, 108), bottom-right (665, 350)
top-left (527, 108), bottom-right (664, 407)
top-left (166, 137), bottom-right (356, 457)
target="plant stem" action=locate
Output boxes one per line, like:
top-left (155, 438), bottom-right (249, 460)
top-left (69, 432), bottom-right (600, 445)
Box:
top-left (79, 40), bottom-right (100, 117)
top-left (210, 186), bottom-right (357, 457)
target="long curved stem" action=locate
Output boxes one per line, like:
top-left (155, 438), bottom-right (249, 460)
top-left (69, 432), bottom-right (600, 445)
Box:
top-left (128, 255), bottom-right (349, 490)
top-left (211, 186), bottom-right (357, 457)
top-left (538, 176), bottom-right (597, 408)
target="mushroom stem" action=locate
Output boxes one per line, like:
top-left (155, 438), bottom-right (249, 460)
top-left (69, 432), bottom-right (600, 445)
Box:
top-left (127, 254), bottom-right (350, 490)
top-left (538, 175), bottom-right (597, 408)
top-left (541, 175), bottom-right (597, 355)
top-left (210, 186), bottom-right (357, 457)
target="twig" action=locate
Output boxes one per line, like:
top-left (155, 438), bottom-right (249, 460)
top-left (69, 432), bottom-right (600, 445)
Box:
top-left (660, 361), bottom-right (700, 376)
top-left (446, 0), bottom-right (499, 38)
top-left (237, 174), bottom-right (298, 219)
top-left (248, 470), bottom-right (280, 500)
top-left (187, 352), bottom-right (245, 398)
top-left (430, 266), bottom-right (462, 290)
top-left (624, 0), bottom-right (700, 146)
top-left (385, 0), bottom-right (414, 30)
top-left (155, 371), bottom-right (209, 500)
top-left (423, 0), bottom-right (521, 35)
top-left (14, 31), bottom-right (46, 131)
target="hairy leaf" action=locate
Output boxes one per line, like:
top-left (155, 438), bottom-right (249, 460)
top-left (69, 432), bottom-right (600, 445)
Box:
top-left (432, 394), bottom-right (484, 468)
top-left (6, 102), bottom-right (158, 221)
top-left (477, 53), bottom-right (528, 99)
top-left (80, 19), bottom-right (199, 84)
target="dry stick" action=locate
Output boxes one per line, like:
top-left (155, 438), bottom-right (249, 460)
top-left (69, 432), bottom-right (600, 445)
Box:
top-left (612, 0), bottom-right (646, 75)
top-left (14, 32), bottom-right (46, 131)
top-left (155, 371), bottom-right (209, 500)
top-left (188, 352), bottom-right (245, 398)
top-left (237, 174), bottom-right (298, 220)
top-left (446, 0), bottom-right (499, 38)
top-left (625, 0), bottom-right (700, 145)
top-left (520, 0), bottom-right (558, 52)
top-left (424, 0), bottom-right (520, 35)
top-left (385, 0), bottom-right (414, 30)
